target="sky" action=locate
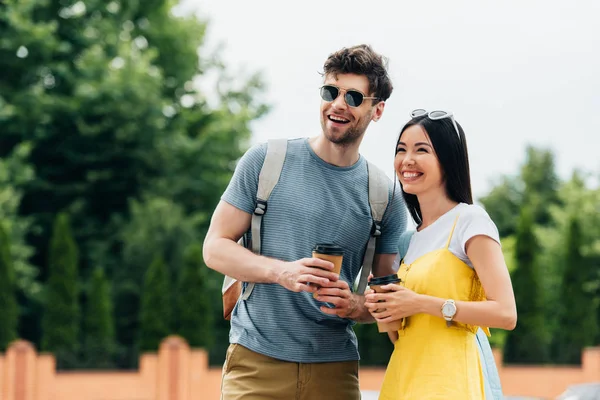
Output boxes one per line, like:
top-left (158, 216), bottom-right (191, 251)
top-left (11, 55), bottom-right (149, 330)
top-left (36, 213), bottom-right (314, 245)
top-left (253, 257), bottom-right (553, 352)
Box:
top-left (176, 0), bottom-right (600, 199)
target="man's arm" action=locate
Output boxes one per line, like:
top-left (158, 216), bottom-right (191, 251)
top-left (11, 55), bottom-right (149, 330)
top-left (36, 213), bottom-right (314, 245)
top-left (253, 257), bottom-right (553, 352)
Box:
top-left (203, 200), bottom-right (339, 292)
top-left (372, 253), bottom-right (397, 277)
top-left (316, 252), bottom-right (398, 323)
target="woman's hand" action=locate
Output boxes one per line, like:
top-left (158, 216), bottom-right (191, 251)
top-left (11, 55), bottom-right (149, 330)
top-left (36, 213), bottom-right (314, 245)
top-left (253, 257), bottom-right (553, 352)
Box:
top-left (364, 284), bottom-right (423, 323)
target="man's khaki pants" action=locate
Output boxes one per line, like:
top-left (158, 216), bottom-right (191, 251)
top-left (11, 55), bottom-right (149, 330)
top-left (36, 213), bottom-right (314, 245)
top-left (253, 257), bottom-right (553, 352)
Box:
top-left (221, 344), bottom-right (360, 400)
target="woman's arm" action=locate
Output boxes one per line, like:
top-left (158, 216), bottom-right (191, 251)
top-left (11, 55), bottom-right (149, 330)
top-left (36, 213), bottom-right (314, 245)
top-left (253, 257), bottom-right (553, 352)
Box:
top-left (416, 235), bottom-right (517, 330)
top-left (365, 235), bottom-right (517, 330)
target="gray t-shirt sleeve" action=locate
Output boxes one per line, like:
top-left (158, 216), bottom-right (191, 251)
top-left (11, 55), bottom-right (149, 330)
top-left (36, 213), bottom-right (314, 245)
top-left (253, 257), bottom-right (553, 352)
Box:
top-left (221, 142), bottom-right (268, 215)
top-left (377, 183), bottom-right (407, 254)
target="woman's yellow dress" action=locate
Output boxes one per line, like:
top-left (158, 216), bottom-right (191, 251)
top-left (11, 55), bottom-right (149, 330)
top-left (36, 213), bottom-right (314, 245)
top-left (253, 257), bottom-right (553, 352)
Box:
top-left (379, 217), bottom-right (490, 400)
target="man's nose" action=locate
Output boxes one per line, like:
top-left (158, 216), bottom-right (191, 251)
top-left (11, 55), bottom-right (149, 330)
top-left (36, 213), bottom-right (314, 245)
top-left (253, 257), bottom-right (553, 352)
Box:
top-left (331, 91), bottom-right (347, 110)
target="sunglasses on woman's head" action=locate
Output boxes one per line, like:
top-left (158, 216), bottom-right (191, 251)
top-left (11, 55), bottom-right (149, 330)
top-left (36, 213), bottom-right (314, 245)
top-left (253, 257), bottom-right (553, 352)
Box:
top-left (320, 84), bottom-right (378, 108)
top-left (410, 109), bottom-right (461, 141)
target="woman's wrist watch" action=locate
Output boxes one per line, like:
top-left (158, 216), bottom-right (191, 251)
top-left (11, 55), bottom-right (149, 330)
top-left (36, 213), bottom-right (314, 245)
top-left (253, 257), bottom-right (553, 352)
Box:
top-left (441, 299), bottom-right (457, 327)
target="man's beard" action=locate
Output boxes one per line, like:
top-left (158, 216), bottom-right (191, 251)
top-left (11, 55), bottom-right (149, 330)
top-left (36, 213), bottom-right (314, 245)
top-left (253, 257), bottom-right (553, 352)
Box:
top-left (321, 116), bottom-right (370, 147)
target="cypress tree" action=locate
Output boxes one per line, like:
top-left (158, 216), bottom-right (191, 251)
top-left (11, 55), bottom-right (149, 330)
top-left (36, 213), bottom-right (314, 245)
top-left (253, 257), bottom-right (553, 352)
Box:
top-left (83, 267), bottom-right (116, 368)
top-left (176, 243), bottom-right (212, 348)
top-left (139, 255), bottom-right (170, 352)
top-left (0, 224), bottom-right (18, 351)
top-left (504, 207), bottom-right (549, 363)
top-left (553, 217), bottom-right (597, 364)
top-left (41, 213), bottom-right (80, 367)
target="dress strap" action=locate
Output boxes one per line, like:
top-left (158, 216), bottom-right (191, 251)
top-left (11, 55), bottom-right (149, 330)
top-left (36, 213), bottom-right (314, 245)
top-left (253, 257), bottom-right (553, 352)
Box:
top-left (445, 214), bottom-right (460, 249)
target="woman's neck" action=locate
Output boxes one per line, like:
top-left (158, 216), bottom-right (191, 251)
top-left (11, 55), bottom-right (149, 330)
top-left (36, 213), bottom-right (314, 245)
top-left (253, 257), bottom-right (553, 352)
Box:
top-left (417, 191), bottom-right (459, 231)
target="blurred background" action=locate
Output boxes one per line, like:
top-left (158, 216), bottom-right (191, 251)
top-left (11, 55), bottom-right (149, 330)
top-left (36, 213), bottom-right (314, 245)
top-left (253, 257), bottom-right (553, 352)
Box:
top-left (0, 0), bottom-right (598, 395)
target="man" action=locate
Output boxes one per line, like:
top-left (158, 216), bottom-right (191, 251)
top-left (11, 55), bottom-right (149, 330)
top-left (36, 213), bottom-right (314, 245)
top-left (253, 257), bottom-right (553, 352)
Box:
top-left (203, 44), bottom-right (407, 400)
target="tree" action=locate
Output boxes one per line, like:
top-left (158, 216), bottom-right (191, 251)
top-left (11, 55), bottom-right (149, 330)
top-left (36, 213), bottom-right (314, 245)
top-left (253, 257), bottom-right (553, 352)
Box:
top-left (0, 0), bottom-right (266, 276)
top-left (0, 223), bottom-right (18, 351)
top-left (503, 207), bottom-right (550, 363)
top-left (41, 213), bottom-right (79, 368)
top-left (480, 146), bottom-right (560, 237)
top-left (82, 267), bottom-right (116, 368)
top-left (553, 217), bottom-right (598, 364)
top-left (176, 243), bottom-right (212, 348)
top-left (1, 1), bottom-right (268, 361)
top-left (0, 143), bottom-right (39, 341)
top-left (536, 172), bottom-right (600, 353)
top-left (520, 147), bottom-right (561, 226)
top-left (139, 255), bottom-right (171, 352)
top-left (479, 176), bottom-right (522, 237)
top-left (113, 196), bottom-right (201, 365)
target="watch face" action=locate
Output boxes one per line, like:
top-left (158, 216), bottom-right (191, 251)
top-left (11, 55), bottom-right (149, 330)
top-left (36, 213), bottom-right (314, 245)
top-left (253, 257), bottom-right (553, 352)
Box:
top-left (442, 302), bottom-right (456, 317)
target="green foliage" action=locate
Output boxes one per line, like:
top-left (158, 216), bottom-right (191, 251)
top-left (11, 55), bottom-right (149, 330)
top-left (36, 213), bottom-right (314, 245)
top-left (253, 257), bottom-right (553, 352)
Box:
top-left (0, 0), bottom-right (266, 286)
top-left (354, 323), bottom-right (395, 366)
top-left (82, 267), bottom-right (116, 369)
top-left (176, 243), bottom-right (213, 348)
top-left (0, 223), bottom-right (18, 351)
top-left (553, 217), bottom-right (598, 364)
top-left (480, 146), bottom-right (560, 237)
top-left (204, 267), bottom-right (234, 366)
top-left (520, 147), bottom-right (561, 226)
top-left (481, 150), bottom-right (600, 365)
top-left (503, 207), bottom-right (550, 363)
top-left (41, 213), bottom-right (80, 368)
top-left (0, 0), bottom-right (267, 366)
top-left (139, 255), bottom-right (171, 352)
top-left (112, 196), bottom-right (201, 364)
top-left (0, 143), bottom-right (39, 300)
top-left (479, 177), bottom-right (522, 237)
top-left (118, 196), bottom-right (202, 288)
top-left (486, 236), bottom-right (516, 348)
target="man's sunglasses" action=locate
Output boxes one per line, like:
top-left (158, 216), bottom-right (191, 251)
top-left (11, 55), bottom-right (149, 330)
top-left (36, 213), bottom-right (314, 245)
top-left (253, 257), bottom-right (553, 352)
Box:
top-left (320, 84), bottom-right (378, 108)
top-left (410, 109), bottom-right (461, 140)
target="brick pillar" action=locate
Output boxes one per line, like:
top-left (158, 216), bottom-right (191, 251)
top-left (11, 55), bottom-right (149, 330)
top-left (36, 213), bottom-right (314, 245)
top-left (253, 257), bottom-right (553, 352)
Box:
top-left (156, 336), bottom-right (191, 400)
top-left (140, 352), bottom-right (159, 400)
top-left (189, 349), bottom-right (210, 399)
top-left (2, 341), bottom-right (37, 400)
top-left (34, 354), bottom-right (55, 400)
top-left (1, 351), bottom-right (5, 400)
top-left (582, 347), bottom-right (600, 382)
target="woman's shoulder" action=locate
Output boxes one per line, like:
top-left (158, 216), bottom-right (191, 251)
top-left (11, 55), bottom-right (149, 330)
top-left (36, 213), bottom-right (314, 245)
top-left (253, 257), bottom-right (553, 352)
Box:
top-left (456, 203), bottom-right (494, 223)
top-left (454, 203), bottom-right (500, 245)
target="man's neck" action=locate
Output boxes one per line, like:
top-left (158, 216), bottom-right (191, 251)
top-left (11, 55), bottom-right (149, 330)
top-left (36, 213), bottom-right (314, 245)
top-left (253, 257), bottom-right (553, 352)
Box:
top-left (308, 135), bottom-right (362, 167)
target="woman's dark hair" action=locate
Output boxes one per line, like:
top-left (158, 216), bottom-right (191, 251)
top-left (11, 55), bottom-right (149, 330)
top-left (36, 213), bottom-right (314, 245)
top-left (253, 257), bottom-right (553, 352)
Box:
top-left (396, 115), bottom-right (472, 226)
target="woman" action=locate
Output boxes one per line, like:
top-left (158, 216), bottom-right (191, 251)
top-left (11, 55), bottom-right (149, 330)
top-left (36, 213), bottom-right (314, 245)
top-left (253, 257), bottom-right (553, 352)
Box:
top-left (365, 110), bottom-right (517, 399)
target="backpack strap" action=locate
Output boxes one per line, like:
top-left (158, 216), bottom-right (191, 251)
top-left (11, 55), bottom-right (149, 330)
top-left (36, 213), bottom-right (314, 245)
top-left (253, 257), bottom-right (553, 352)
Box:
top-left (240, 138), bottom-right (288, 300)
top-left (356, 161), bottom-right (391, 294)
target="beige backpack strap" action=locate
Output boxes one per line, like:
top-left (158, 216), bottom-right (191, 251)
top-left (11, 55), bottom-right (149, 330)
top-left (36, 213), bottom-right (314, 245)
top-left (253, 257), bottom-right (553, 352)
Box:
top-left (356, 161), bottom-right (390, 294)
top-left (240, 138), bottom-right (288, 300)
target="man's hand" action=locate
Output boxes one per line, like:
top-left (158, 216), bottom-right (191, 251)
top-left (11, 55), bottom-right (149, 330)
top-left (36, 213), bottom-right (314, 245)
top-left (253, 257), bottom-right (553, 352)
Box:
top-left (315, 279), bottom-right (355, 318)
top-left (276, 258), bottom-right (339, 293)
top-left (315, 280), bottom-right (373, 322)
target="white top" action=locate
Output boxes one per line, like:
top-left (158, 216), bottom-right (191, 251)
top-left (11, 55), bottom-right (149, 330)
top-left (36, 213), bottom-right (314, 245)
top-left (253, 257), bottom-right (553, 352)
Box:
top-left (402, 203), bottom-right (500, 269)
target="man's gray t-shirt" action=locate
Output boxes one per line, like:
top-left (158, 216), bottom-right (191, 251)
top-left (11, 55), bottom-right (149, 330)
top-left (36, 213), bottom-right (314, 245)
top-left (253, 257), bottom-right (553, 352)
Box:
top-left (222, 138), bottom-right (407, 363)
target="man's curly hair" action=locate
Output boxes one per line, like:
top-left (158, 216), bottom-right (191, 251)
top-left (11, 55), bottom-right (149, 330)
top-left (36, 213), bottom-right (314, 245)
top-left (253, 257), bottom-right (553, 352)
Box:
top-left (322, 44), bottom-right (393, 103)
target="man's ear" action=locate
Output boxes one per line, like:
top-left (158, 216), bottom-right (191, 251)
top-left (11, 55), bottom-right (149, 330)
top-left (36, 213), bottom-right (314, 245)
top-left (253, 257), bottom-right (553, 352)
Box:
top-left (372, 101), bottom-right (385, 122)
